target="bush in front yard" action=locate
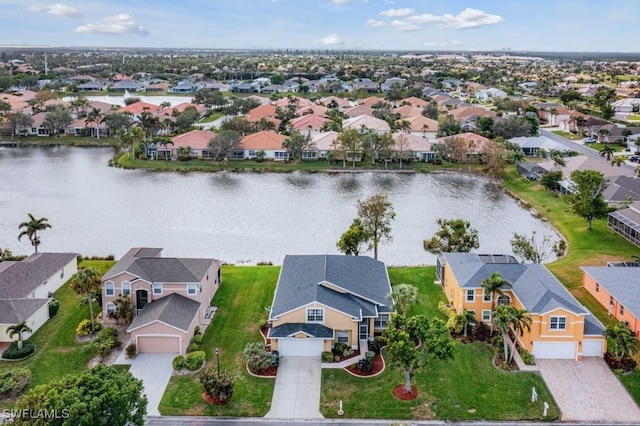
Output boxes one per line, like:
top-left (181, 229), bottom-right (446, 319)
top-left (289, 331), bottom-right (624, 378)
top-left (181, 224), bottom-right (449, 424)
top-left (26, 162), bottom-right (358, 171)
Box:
top-left (48, 298), bottom-right (60, 318)
top-left (185, 351), bottom-right (205, 371)
top-left (191, 334), bottom-right (203, 345)
top-left (125, 343), bottom-right (137, 359)
top-left (2, 340), bottom-right (36, 360)
top-left (173, 355), bottom-right (185, 370)
top-left (75, 318), bottom-right (101, 337)
top-left (200, 368), bottom-right (237, 403)
top-left (0, 368), bottom-right (31, 398)
top-left (187, 343), bottom-right (200, 353)
top-left (243, 342), bottom-right (275, 373)
top-left (357, 357), bottom-right (373, 373)
top-left (321, 351), bottom-right (334, 363)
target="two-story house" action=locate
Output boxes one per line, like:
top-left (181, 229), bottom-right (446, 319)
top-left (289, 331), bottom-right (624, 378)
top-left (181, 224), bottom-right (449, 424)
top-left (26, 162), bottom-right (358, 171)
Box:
top-left (437, 253), bottom-right (606, 360)
top-left (101, 248), bottom-right (220, 355)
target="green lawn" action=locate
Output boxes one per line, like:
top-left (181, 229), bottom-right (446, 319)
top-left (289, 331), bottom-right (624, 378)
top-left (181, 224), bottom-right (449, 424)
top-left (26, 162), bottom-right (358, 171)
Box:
top-left (586, 143), bottom-right (627, 153)
top-left (158, 265), bottom-right (278, 416)
top-left (0, 260), bottom-right (114, 409)
top-left (551, 130), bottom-right (581, 141)
top-left (14, 135), bottom-right (118, 147)
top-left (198, 112), bottom-right (224, 123)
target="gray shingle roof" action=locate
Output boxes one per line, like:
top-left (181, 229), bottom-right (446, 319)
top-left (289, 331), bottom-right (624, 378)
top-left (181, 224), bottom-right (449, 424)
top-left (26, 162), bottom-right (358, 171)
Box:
top-left (581, 266), bottom-right (640, 319)
top-left (584, 313), bottom-right (605, 336)
top-left (127, 293), bottom-right (200, 332)
top-left (0, 298), bottom-right (49, 324)
top-left (270, 255), bottom-right (392, 319)
top-left (0, 253), bottom-right (78, 299)
top-left (103, 247), bottom-right (213, 283)
top-left (268, 323), bottom-right (334, 339)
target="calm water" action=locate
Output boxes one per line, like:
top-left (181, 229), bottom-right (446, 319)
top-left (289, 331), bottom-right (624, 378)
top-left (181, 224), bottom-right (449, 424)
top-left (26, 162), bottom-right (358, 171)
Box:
top-left (0, 146), bottom-right (558, 265)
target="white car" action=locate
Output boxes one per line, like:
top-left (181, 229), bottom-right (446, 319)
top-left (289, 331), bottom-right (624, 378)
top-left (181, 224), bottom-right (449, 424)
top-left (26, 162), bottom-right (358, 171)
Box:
top-left (582, 137), bottom-right (596, 143)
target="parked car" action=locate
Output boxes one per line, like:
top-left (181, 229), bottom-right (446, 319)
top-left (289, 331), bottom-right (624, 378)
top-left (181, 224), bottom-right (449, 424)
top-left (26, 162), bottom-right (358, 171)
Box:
top-left (582, 137), bottom-right (596, 143)
top-left (629, 156), bottom-right (639, 162)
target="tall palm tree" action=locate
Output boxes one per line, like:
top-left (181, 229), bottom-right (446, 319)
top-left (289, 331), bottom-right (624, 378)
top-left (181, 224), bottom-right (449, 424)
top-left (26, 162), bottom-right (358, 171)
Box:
top-left (70, 268), bottom-right (102, 333)
top-left (553, 155), bottom-right (566, 172)
top-left (462, 310), bottom-right (476, 338)
top-left (18, 213), bottom-right (52, 253)
top-left (599, 145), bottom-right (615, 160)
top-left (85, 107), bottom-right (104, 140)
top-left (573, 116), bottom-right (586, 137)
top-left (481, 272), bottom-right (513, 312)
top-left (492, 305), bottom-right (514, 363)
top-left (6, 321), bottom-right (32, 350)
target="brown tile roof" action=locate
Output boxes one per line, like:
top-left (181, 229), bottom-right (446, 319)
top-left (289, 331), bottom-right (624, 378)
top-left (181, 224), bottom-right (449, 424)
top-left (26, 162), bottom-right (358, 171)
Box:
top-left (118, 101), bottom-right (159, 115)
top-left (400, 97), bottom-right (428, 108)
top-left (290, 114), bottom-right (329, 131)
top-left (246, 104), bottom-right (278, 119)
top-left (274, 96), bottom-right (312, 108)
top-left (359, 97), bottom-right (389, 108)
top-left (319, 96), bottom-right (351, 109)
top-left (241, 131), bottom-right (287, 150)
top-left (406, 115), bottom-right (439, 132)
top-left (393, 105), bottom-right (423, 118)
top-left (171, 129), bottom-right (216, 150)
top-left (344, 104), bottom-right (374, 118)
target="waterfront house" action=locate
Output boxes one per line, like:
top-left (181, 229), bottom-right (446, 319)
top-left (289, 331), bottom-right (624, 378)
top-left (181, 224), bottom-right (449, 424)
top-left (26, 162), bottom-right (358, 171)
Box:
top-left (404, 115), bottom-right (439, 139)
top-left (342, 115), bottom-right (390, 134)
top-left (238, 131), bottom-right (289, 160)
top-left (312, 131), bottom-right (339, 159)
top-left (391, 132), bottom-right (435, 162)
top-left (288, 114), bottom-right (329, 135)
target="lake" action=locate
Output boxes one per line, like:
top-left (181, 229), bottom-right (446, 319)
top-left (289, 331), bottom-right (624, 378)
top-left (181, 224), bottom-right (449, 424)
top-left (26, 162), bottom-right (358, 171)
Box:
top-left (0, 146), bottom-right (558, 265)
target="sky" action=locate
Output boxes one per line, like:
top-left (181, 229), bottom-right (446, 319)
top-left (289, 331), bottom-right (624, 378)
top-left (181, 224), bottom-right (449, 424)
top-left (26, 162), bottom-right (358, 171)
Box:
top-left (0, 0), bottom-right (638, 52)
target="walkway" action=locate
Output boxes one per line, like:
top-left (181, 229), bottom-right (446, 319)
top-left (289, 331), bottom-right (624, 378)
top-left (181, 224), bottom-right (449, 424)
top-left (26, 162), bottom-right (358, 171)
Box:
top-left (265, 357), bottom-right (323, 419)
top-left (322, 339), bottom-right (369, 369)
top-left (536, 358), bottom-right (640, 422)
top-left (127, 353), bottom-right (175, 416)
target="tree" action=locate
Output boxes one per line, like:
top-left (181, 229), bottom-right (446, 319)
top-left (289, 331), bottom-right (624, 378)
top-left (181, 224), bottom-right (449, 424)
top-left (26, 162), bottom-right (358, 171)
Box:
top-left (12, 364), bottom-right (147, 426)
top-left (138, 109), bottom-right (160, 139)
top-left (208, 130), bottom-right (242, 163)
top-left (85, 107), bottom-right (104, 139)
top-left (335, 128), bottom-right (362, 168)
top-left (6, 111), bottom-right (33, 139)
top-left (481, 272), bottom-right (512, 312)
top-left (510, 231), bottom-right (554, 263)
top-left (492, 305), bottom-right (514, 363)
top-left (282, 131), bottom-right (314, 163)
top-left (18, 213), bottom-right (51, 253)
top-left (336, 218), bottom-right (370, 256)
top-left (423, 218), bottom-right (479, 254)
top-left (559, 90), bottom-right (583, 107)
top-left (461, 310), bottom-right (476, 338)
top-left (541, 171), bottom-right (562, 191)
top-left (611, 156), bottom-right (626, 167)
top-left (70, 267), bottom-right (102, 333)
top-left (491, 116), bottom-right (532, 139)
top-left (356, 193), bottom-right (395, 260)
top-left (389, 283), bottom-right (418, 318)
top-left (511, 307), bottom-right (532, 339)
top-left (552, 155), bottom-right (566, 171)
top-left (43, 106), bottom-right (73, 136)
top-left (6, 321), bottom-right (32, 351)
top-left (103, 112), bottom-right (132, 136)
top-left (566, 169), bottom-right (608, 230)
top-left (599, 145), bottom-right (615, 160)
top-left (383, 315), bottom-right (454, 394)
top-left (605, 321), bottom-right (638, 363)
top-left (175, 106), bottom-right (200, 130)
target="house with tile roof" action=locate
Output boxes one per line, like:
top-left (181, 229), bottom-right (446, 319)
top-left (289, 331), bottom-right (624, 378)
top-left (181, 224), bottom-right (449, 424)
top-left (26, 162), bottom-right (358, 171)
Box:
top-left (101, 248), bottom-right (220, 355)
top-left (267, 255), bottom-right (393, 356)
top-left (582, 265), bottom-right (640, 338)
top-left (288, 114), bottom-right (329, 135)
top-left (0, 252), bottom-right (78, 343)
top-left (405, 115), bottom-right (439, 139)
top-left (437, 253), bottom-right (606, 359)
top-left (157, 129), bottom-right (217, 160)
top-left (239, 130), bottom-right (289, 160)
top-left (342, 115), bottom-right (390, 134)
top-left (312, 131), bottom-right (339, 159)
top-left (392, 132), bottom-right (435, 162)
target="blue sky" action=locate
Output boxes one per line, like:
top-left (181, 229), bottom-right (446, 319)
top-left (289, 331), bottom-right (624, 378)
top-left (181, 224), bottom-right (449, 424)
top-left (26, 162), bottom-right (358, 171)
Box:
top-left (0, 0), bottom-right (637, 52)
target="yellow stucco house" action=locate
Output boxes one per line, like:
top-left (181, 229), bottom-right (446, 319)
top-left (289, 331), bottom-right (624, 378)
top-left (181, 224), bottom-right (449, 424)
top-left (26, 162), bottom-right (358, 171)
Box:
top-left (436, 253), bottom-right (606, 360)
top-left (267, 255), bottom-right (393, 357)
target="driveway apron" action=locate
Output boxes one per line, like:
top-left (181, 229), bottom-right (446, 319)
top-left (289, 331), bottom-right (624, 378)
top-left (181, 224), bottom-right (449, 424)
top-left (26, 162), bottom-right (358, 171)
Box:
top-left (536, 358), bottom-right (640, 423)
top-left (265, 356), bottom-right (323, 419)
top-left (127, 353), bottom-right (175, 417)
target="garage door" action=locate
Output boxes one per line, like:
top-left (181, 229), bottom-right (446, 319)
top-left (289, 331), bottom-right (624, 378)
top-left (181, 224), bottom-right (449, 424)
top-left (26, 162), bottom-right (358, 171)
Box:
top-left (533, 342), bottom-right (577, 359)
top-left (277, 338), bottom-right (323, 357)
top-left (137, 336), bottom-right (180, 354)
top-left (582, 339), bottom-right (603, 357)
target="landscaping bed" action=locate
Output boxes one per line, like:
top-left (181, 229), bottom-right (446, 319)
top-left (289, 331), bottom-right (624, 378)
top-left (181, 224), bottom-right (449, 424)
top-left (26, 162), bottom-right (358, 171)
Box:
top-left (345, 353), bottom-right (384, 377)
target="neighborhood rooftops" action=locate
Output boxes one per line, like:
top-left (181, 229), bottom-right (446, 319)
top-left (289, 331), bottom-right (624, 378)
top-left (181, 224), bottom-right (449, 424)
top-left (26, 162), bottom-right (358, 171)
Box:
top-left (581, 266), bottom-right (640, 319)
top-left (0, 252), bottom-right (78, 299)
top-left (0, 298), bottom-right (49, 324)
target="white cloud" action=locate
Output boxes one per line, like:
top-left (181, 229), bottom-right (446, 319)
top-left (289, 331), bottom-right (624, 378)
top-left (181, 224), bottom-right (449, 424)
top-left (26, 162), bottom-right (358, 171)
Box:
top-left (48, 3), bottom-right (81, 17)
top-left (75, 14), bottom-right (149, 36)
top-left (332, 0), bottom-right (355, 3)
top-left (407, 13), bottom-right (442, 25)
top-left (318, 34), bottom-right (344, 45)
top-left (408, 8), bottom-right (502, 29)
top-left (424, 40), bottom-right (463, 47)
top-left (26, 5), bottom-right (45, 12)
top-left (366, 19), bottom-right (387, 28)
top-left (380, 8), bottom-right (414, 17)
top-left (391, 20), bottom-right (420, 32)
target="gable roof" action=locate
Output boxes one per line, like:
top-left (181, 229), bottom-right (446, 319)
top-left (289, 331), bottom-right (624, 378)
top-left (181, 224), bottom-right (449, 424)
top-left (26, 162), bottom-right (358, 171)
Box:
top-left (127, 293), bottom-right (200, 332)
top-left (581, 266), bottom-right (640, 319)
top-left (400, 97), bottom-right (428, 108)
top-left (0, 253), bottom-right (78, 299)
top-left (312, 131), bottom-right (339, 150)
top-left (289, 114), bottom-right (329, 131)
top-left (344, 104), bottom-right (374, 118)
top-left (270, 255), bottom-right (392, 320)
top-left (268, 322), bottom-right (333, 339)
top-left (240, 131), bottom-right (287, 150)
top-left (342, 115), bottom-right (390, 132)
top-left (0, 298), bottom-right (49, 324)
top-left (171, 129), bottom-right (216, 150)
top-left (405, 115), bottom-right (439, 132)
top-left (246, 104), bottom-right (278, 119)
top-left (393, 105), bottom-right (423, 118)
top-left (392, 132), bottom-right (432, 152)
top-left (319, 96), bottom-right (351, 109)
top-left (603, 175), bottom-right (640, 203)
top-left (118, 101), bottom-right (159, 115)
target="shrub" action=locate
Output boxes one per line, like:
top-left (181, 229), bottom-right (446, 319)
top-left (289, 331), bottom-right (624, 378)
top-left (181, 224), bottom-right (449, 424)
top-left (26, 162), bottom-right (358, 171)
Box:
top-left (343, 348), bottom-right (353, 357)
top-left (357, 358), bottom-right (373, 373)
top-left (332, 342), bottom-right (348, 356)
top-left (518, 347), bottom-right (535, 365)
top-left (191, 334), bottom-right (203, 345)
top-left (100, 327), bottom-right (118, 341)
top-left (0, 368), bottom-right (32, 398)
top-left (76, 319), bottom-right (101, 337)
top-left (604, 352), bottom-right (637, 373)
top-left (271, 350), bottom-right (279, 367)
top-left (185, 351), bottom-right (206, 371)
top-left (438, 301), bottom-right (456, 319)
top-left (321, 351), bottom-right (334, 363)
top-left (368, 339), bottom-right (382, 355)
top-left (2, 340), bottom-right (36, 360)
top-left (200, 368), bottom-right (237, 402)
top-left (125, 343), bottom-right (136, 359)
top-left (97, 342), bottom-right (113, 360)
top-left (365, 351), bottom-right (375, 361)
top-left (173, 355), bottom-right (185, 370)
top-left (194, 326), bottom-right (202, 336)
top-left (48, 299), bottom-right (60, 318)
top-left (244, 342), bottom-right (275, 373)
top-left (187, 343), bottom-right (200, 353)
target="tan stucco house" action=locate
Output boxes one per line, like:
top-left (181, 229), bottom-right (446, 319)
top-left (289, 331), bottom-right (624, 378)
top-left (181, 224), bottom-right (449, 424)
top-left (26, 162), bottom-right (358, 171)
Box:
top-left (267, 255), bottom-right (393, 357)
top-left (101, 248), bottom-right (220, 355)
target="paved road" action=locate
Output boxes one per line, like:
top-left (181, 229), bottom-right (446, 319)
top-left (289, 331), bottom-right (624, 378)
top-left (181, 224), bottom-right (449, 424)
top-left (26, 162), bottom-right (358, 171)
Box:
top-left (265, 356), bottom-right (323, 419)
top-left (541, 129), bottom-right (599, 158)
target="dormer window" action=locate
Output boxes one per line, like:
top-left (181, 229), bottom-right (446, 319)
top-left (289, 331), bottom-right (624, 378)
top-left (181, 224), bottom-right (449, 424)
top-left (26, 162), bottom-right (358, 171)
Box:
top-left (187, 283), bottom-right (197, 295)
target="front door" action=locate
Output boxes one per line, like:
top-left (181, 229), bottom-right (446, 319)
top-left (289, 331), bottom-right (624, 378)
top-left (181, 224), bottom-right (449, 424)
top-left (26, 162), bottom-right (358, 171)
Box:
top-left (359, 320), bottom-right (369, 340)
top-left (136, 290), bottom-right (148, 315)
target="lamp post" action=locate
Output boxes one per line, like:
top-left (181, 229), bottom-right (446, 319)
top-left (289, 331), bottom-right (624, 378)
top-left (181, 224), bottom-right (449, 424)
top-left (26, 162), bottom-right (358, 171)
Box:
top-left (215, 347), bottom-right (220, 376)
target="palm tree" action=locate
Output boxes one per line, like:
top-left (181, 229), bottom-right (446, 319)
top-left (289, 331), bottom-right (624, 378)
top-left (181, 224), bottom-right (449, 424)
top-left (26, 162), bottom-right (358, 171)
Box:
top-left (85, 107), bottom-right (104, 140)
top-left (611, 156), bottom-right (626, 167)
top-left (553, 155), bottom-right (566, 172)
top-left (492, 305), bottom-right (514, 363)
top-left (605, 321), bottom-right (638, 363)
top-left (481, 272), bottom-right (513, 312)
top-left (462, 310), bottom-right (476, 338)
top-left (599, 145), bottom-right (615, 161)
top-left (536, 148), bottom-right (548, 160)
top-left (6, 321), bottom-right (32, 350)
top-left (70, 268), bottom-right (102, 333)
top-left (18, 213), bottom-right (52, 253)
top-left (573, 116), bottom-right (586, 137)
top-left (598, 128), bottom-right (610, 143)
top-left (389, 283), bottom-right (418, 318)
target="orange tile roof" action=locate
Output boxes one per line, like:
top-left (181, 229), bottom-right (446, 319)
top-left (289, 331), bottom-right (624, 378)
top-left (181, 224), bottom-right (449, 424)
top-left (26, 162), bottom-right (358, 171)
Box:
top-left (290, 114), bottom-right (329, 131)
top-left (400, 97), bottom-right (428, 108)
top-left (274, 96), bottom-right (312, 108)
top-left (171, 129), bottom-right (216, 150)
top-left (406, 115), bottom-right (439, 132)
top-left (118, 101), bottom-right (159, 115)
top-left (296, 104), bottom-right (328, 117)
top-left (359, 97), bottom-right (389, 108)
top-left (240, 131), bottom-right (287, 150)
top-left (393, 105), bottom-right (422, 118)
top-left (246, 104), bottom-right (278, 119)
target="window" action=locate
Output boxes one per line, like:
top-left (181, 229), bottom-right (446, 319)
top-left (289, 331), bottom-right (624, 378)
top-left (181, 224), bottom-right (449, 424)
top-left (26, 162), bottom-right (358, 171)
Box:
top-left (275, 151), bottom-right (288, 160)
top-left (483, 290), bottom-right (491, 302)
top-left (306, 308), bottom-right (324, 323)
top-left (374, 313), bottom-right (390, 328)
top-left (497, 295), bottom-right (510, 306)
top-left (121, 281), bottom-right (131, 296)
top-left (620, 305), bottom-right (625, 316)
top-left (482, 310), bottom-right (491, 322)
top-left (466, 289), bottom-right (475, 302)
top-left (248, 150), bottom-right (255, 156)
top-left (550, 316), bottom-right (567, 330)
top-left (105, 282), bottom-right (114, 296)
top-left (153, 283), bottom-right (162, 295)
top-left (337, 330), bottom-right (349, 344)
top-left (609, 296), bottom-right (615, 306)
top-left (105, 303), bottom-right (116, 315)
top-left (595, 283), bottom-right (599, 293)
top-left (187, 283), bottom-right (197, 295)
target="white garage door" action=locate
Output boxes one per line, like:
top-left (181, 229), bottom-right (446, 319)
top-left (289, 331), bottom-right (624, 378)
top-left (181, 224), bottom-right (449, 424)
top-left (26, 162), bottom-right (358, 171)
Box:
top-left (582, 339), bottom-right (603, 357)
top-left (277, 338), bottom-right (323, 357)
top-left (533, 342), bottom-right (577, 359)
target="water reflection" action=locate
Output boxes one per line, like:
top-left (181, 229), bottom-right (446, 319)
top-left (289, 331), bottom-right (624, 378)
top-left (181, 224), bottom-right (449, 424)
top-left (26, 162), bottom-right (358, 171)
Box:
top-left (209, 172), bottom-right (242, 190)
top-left (283, 172), bottom-right (314, 189)
top-left (336, 175), bottom-right (361, 193)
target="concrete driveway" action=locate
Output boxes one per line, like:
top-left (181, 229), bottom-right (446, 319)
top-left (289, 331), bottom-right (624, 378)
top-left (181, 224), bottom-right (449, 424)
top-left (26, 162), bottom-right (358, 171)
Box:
top-left (128, 353), bottom-right (175, 417)
top-left (265, 357), bottom-right (323, 419)
top-left (537, 358), bottom-right (640, 422)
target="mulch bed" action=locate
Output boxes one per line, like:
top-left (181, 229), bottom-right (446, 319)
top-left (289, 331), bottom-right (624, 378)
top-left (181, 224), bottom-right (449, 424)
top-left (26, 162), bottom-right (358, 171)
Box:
top-left (393, 384), bottom-right (418, 401)
top-left (493, 353), bottom-right (518, 371)
top-left (260, 325), bottom-right (271, 346)
top-left (202, 392), bottom-right (231, 406)
top-left (251, 365), bottom-right (278, 376)
top-left (335, 349), bottom-right (360, 363)
top-left (345, 354), bottom-right (384, 376)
